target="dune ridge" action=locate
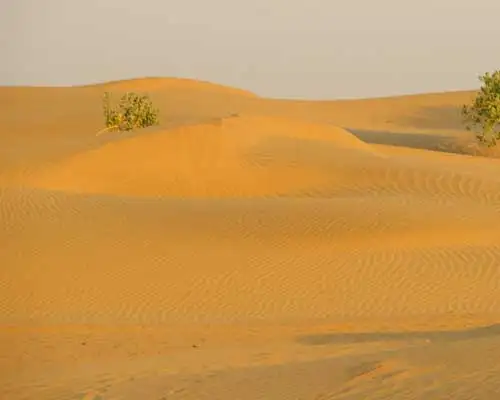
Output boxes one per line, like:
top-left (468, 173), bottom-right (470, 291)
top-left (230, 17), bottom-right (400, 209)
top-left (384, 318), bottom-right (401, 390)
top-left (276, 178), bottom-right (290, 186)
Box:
top-left (1, 77), bottom-right (500, 399)
top-left (79, 76), bottom-right (258, 97)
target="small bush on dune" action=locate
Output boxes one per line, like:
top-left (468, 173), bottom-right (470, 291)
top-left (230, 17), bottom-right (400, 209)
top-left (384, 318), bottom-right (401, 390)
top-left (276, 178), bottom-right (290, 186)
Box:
top-left (98, 91), bottom-right (159, 135)
top-left (462, 70), bottom-right (500, 147)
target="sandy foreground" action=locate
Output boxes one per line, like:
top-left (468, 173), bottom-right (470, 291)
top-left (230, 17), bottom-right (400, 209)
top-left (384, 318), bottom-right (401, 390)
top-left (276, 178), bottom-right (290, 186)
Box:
top-left (1, 78), bottom-right (499, 399)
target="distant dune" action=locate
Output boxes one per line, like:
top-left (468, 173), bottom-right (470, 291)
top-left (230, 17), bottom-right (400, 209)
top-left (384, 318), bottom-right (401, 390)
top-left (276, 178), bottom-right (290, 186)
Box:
top-left (81, 76), bottom-right (259, 97)
top-left (1, 77), bottom-right (499, 400)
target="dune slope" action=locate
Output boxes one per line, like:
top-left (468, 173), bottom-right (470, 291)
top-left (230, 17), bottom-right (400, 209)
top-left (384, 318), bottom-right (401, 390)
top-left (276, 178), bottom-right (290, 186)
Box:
top-left (23, 116), bottom-right (379, 197)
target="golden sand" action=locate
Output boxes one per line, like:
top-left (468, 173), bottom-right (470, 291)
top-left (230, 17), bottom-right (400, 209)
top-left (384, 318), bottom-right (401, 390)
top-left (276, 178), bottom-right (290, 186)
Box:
top-left (1, 78), bottom-right (499, 399)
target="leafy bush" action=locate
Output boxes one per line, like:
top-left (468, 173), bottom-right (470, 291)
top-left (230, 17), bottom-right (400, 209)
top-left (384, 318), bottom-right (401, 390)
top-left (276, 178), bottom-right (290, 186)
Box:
top-left (98, 91), bottom-right (159, 135)
top-left (462, 70), bottom-right (500, 147)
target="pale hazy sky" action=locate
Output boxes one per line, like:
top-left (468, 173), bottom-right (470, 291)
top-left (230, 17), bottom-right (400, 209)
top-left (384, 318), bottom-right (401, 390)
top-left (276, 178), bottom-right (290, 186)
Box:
top-left (2, 0), bottom-right (500, 99)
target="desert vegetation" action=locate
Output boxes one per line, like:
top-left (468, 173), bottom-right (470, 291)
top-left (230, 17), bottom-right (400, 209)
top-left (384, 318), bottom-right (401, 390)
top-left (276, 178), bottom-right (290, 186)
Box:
top-left (98, 91), bottom-right (159, 135)
top-left (462, 69), bottom-right (500, 147)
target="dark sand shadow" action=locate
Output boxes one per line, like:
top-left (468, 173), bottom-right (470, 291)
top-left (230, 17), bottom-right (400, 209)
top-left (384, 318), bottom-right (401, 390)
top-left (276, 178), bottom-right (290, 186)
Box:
top-left (347, 128), bottom-right (460, 154)
top-left (398, 105), bottom-right (465, 131)
top-left (348, 128), bottom-right (500, 159)
top-left (297, 324), bottom-right (500, 346)
top-left (345, 103), bottom-right (474, 154)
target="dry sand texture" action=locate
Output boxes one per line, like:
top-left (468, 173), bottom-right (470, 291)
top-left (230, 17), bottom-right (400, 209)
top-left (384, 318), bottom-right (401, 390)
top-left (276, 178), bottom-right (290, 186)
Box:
top-left (1, 78), bottom-right (500, 399)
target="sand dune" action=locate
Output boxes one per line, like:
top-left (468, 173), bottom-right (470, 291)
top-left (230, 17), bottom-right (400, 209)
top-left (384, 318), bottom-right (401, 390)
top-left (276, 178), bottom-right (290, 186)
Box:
top-left (1, 77), bottom-right (500, 399)
top-left (23, 116), bottom-right (379, 197)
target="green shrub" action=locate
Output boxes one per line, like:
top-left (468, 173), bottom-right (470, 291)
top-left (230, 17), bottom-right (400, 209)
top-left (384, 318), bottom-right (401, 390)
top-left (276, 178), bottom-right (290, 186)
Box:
top-left (462, 70), bottom-right (500, 147)
top-left (98, 91), bottom-right (159, 135)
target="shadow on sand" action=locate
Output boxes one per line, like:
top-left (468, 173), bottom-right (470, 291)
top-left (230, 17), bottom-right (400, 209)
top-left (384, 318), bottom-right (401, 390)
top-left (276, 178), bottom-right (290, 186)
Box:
top-left (297, 324), bottom-right (500, 346)
top-left (398, 105), bottom-right (465, 131)
top-left (347, 128), bottom-right (464, 154)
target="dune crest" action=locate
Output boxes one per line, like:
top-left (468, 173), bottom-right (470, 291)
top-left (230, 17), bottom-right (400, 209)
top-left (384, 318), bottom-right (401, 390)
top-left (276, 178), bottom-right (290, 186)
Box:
top-left (82, 76), bottom-right (258, 97)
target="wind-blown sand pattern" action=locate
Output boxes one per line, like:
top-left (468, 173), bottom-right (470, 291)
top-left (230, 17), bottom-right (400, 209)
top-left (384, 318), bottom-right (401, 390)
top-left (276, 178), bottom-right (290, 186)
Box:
top-left (1, 78), bottom-right (499, 399)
